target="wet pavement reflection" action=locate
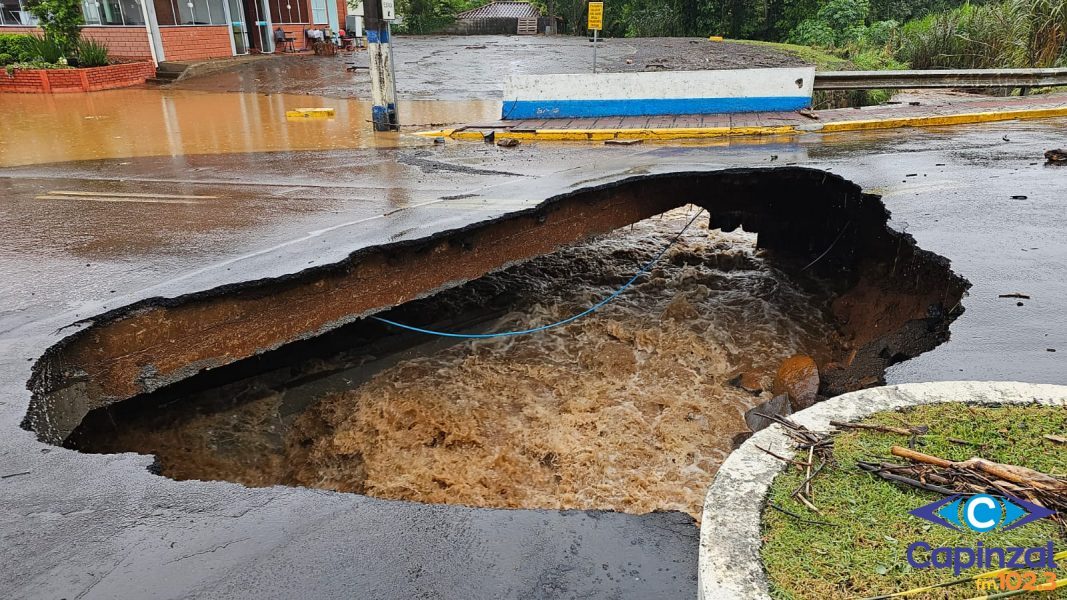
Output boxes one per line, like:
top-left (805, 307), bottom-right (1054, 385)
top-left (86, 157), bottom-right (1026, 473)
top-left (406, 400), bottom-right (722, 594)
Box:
top-left (0, 88), bottom-right (499, 167)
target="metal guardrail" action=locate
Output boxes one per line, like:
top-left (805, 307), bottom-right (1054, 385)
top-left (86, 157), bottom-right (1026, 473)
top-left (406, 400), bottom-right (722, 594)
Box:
top-left (813, 68), bottom-right (1067, 90)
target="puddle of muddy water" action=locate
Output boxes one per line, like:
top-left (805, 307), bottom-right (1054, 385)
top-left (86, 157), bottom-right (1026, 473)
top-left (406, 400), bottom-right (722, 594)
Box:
top-left (69, 209), bottom-right (849, 522)
top-left (0, 89), bottom-right (499, 167)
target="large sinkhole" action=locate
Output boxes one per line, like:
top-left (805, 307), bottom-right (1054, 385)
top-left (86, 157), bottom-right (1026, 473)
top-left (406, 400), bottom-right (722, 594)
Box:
top-left (25, 167), bottom-right (969, 523)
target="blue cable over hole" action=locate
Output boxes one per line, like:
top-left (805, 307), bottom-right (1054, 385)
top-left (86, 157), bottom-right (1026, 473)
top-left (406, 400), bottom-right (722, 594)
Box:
top-left (371, 208), bottom-right (706, 339)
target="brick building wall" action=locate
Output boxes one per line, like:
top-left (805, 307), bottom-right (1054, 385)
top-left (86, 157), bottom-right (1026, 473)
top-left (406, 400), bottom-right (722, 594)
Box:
top-left (0, 26), bottom-right (152, 59)
top-left (81, 27), bottom-right (153, 59)
top-left (158, 26), bottom-right (233, 61)
top-left (336, 0), bottom-right (346, 28)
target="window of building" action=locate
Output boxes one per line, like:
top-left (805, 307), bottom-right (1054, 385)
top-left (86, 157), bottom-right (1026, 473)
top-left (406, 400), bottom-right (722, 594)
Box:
top-left (80, 0), bottom-right (146, 26)
top-left (310, 0), bottom-right (325, 23)
top-left (270, 0), bottom-right (304, 24)
top-left (0, 0), bottom-right (38, 26)
top-left (153, 0), bottom-right (226, 25)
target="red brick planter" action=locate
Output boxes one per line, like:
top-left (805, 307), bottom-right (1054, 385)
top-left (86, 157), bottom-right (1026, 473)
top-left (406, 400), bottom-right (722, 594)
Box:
top-left (0, 61), bottom-right (155, 94)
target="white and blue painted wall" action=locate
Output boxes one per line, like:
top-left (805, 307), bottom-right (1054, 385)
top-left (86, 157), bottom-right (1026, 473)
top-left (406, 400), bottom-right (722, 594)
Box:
top-left (501, 67), bottom-right (816, 120)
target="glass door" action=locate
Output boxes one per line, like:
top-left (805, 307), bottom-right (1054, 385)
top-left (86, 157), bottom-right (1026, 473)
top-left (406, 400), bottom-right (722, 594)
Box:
top-left (228, 0), bottom-right (248, 54)
top-left (255, 0), bottom-right (274, 52)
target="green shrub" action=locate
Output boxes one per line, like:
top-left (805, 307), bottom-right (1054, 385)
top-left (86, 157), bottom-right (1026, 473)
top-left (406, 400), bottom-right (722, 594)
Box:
top-left (28, 35), bottom-right (65, 64)
top-left (76, 38), bottom-right (109, 67)
top-left (5, 60), bottom-right (73, 75)
top-left (787, 0), bottom-right (872, 48)
top-left (850, 48), bottom-right (908, 70)
top-left (788, 18), bottom-right (838, 47)
top-left (23, 0), bottom-right (83, 56)
top-left (861, 19), bottom-right (900, 50)
top-left (897, 2), bottom-right (1031, 69)
top-left (0, 53), bottom-right (13, 66)
top-left (0, 34), bottom-right (36, 63)
top-left (1015, 0), bottom-right (1067, 67)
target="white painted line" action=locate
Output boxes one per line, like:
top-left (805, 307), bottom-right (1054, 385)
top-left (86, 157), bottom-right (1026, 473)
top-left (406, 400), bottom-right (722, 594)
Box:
top-left (36, 195), bottom-right (202, 205)
top-left (48, 190), bottom-right (217, 199)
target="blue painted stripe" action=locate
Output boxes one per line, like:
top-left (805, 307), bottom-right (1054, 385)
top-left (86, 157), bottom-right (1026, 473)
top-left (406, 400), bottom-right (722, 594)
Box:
top-left (501, 96), bottom-right (811, 120)
top-left (366, 28), bottom-right (389, 43)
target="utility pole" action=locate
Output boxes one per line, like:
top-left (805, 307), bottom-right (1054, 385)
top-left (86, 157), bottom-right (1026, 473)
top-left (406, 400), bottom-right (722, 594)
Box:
top-left (365, 0), bottom-right (399, 131)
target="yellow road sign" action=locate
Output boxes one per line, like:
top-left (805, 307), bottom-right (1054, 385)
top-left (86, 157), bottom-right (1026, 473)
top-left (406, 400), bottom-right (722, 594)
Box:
top-left (587, 2), bottom-right (603, 30)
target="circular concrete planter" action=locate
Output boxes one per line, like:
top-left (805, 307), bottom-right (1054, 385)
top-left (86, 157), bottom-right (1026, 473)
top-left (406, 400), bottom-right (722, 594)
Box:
top-left (698, 381), bottom-right (1067, 600)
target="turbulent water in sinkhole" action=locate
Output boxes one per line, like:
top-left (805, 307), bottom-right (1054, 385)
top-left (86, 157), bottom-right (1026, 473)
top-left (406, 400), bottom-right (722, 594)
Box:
top-left (76, 208), bottom-right (848, 523)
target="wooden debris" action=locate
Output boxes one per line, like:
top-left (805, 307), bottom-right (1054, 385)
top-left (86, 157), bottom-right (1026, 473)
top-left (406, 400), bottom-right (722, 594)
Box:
top-left (879, 446), bottom-right (1067, 517)
top-left (857, 461), bottom-right (957, 495)
top-left (890, 446), bottom-right (952, 468)
top-left (756, 445), bottom-right (810, 468)
top-left (1044, 434), bottom-right (1067, 444)
top-left (998, 292), bottom-right (1031, 299)
top-left (831, 420), bottom-right (927, 436)
top-left (768, 503), bottom-right (831, 526)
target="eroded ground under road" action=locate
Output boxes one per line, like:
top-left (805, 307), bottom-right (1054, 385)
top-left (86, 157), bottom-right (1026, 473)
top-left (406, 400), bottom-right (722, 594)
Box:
top-left (63, 203), bottom-right (965, 523)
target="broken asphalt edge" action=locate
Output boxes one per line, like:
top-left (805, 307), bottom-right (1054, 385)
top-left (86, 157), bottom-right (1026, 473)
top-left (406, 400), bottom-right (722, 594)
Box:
top-left (698, 380), bottom-right (1067, 600)
top-left (417, 105), bottom-right (1067, 142)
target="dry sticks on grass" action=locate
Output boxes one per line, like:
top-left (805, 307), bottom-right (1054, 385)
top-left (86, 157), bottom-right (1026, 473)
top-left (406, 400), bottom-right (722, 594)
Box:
top-left (851, 443), bottom-right (1067, 529)
top-left (764, 414), bottom-right (1066, 529)
top-left (756, 413), bottom-right (834, 521)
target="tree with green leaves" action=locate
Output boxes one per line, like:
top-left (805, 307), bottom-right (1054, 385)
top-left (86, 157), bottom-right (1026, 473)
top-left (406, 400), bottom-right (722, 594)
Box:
top-left (24, 0), bottom-right (83, 56)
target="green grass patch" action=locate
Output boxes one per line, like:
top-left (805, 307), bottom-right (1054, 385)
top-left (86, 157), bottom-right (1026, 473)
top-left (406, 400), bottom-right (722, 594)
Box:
top-left (730, 39), bottom-right (851, 71)
top-left (761, 403), bottom-right (1067, 600)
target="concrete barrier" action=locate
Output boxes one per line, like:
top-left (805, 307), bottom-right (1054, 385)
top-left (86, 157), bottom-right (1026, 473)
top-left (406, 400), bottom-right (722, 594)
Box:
top-left (501, 67), bottom-right (815, 120)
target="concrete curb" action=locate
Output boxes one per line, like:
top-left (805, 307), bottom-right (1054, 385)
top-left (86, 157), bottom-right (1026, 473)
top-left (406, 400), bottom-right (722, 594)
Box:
top-left (417, 105), bottom-right (1067, 142)
top-left (697, 381), bottom-right (1067, 600)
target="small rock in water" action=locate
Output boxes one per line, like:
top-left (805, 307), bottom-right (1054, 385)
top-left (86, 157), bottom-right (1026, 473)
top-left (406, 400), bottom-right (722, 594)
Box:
top-left (729, 372), bottom-right (763, 395)
top-left (772, 355), bottom-right (820, 411)
top-left (1045, 148), bottom-right (1067, 163)
top-left (496, 138), bottom-right (520, 148)
top-left (743, 394), bottom-right (792, 433)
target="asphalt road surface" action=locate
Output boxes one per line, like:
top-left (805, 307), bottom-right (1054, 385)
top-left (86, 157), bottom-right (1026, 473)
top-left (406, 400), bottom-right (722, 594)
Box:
top-left (2, 120), bottom-right (1066, 599)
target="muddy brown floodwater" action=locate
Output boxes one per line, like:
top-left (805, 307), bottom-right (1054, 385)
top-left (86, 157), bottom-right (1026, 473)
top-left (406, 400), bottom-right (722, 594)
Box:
top-left (71, 208), bottom-right (851, 522)
top-left (0, 89), bottom-right (497, 167)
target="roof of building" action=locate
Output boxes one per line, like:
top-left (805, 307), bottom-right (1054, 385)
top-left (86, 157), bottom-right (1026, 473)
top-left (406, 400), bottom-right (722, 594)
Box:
top-left (455, 1), bottom-right (542, 20)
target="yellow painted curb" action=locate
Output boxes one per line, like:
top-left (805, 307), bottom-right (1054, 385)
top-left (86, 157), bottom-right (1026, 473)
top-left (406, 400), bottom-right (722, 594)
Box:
top-left (416, 104), bottom-right (1067, 143)
top-left (285, 107), bottom-right (336, 119)
top-left (414, 128), bottom-right (487, 140)
top-left (819, 105), bottom-right (1067, 133)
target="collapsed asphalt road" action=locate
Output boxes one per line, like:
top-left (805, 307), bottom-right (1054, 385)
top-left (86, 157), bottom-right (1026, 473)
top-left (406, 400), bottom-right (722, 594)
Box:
top-left (1, 121), bottom-right (1066, 599)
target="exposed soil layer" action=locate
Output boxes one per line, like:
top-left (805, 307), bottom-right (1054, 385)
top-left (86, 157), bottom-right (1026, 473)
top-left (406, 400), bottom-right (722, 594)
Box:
top-left (28, 168), bottom-right (968, 519)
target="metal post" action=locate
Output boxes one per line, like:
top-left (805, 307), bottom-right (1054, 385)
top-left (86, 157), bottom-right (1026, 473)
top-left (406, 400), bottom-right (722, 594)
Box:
top-left (593, 29), bottom-right (597, 74)
top-left (365, 0), bottom-right (399, 131)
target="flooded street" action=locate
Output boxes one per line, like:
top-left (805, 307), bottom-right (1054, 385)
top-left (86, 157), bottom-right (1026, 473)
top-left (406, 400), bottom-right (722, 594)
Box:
top-left (0, 88), bottom-right (497, 167)
top-left (70, 209), bottom-right (844, 522)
